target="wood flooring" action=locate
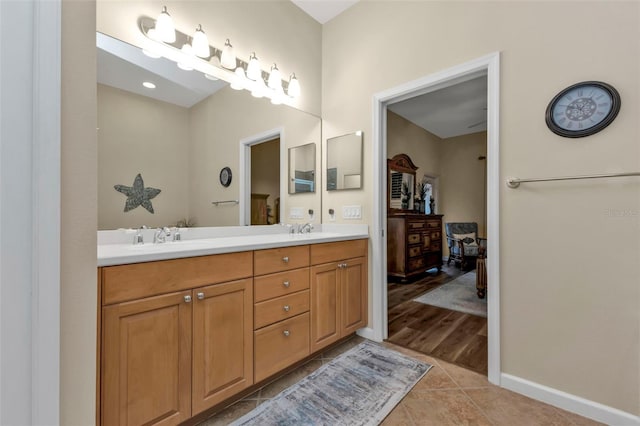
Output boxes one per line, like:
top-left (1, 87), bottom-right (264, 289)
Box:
top-left (386, 265), bottom-right (488, 375)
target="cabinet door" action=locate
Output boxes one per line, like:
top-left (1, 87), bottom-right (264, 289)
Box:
top-left (310, 262), bottom-right (340, 352)
top-left (102, 291), bottom-right (192, 426)
top-left (192, 279), bottom-right (253, 415)
top-left (340, 257), bottom-right (368, 336)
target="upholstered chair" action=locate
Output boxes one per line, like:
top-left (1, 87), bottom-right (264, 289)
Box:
top-left (445, 222), bottom-right (486, 270)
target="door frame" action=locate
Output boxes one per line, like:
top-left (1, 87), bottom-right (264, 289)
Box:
top-left (239, 127), bottom-right (285, 226)
top-left (371, 52), bottom-right (501, 384)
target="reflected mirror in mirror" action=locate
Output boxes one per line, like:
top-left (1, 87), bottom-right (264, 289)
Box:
top-left (288, 143), bottom-right (316, 194)
top-left (326, 131), bottom-right (363, 191)
top-left (96, 33), bottom-right (321, 230)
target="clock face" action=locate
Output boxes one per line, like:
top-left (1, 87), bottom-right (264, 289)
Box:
top-left (545, 81), bottom-right (620, 138)
top-left (219, 167), bottom-right (232, 187)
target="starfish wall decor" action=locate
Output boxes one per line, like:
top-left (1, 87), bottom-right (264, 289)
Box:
top-left (114, 173), bottom-right (161, 213)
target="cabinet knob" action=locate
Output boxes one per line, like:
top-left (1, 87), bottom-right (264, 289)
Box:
top-left (196, 292), bottom-right (205, 300)
top-left (282, 256), bottom-right (289, 263)
top-left (283, 330), bottom-right (290, 337)
top-left (184, 295), bottom-right (192, 303)
top-left (283, 305), bottom-right (290, 312)
top-left (283, 281), bottom-right (290, 288)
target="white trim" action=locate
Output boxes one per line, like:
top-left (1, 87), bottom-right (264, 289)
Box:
top-left (31, 0), bottom-right (61, 423)
top-left (238, 127), bottom-right (285, 226)
top-left (372, 52), bottom-right (501, 384)
top-left (501, 373), bottom-right (640, 426)
top-left (356, 327), bottom-right (376, 341)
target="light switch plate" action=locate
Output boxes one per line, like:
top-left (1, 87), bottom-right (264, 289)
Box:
top-left (342, 205), bottom-right (362, 219)
top-left (289, 207), bottom-right (304, 219)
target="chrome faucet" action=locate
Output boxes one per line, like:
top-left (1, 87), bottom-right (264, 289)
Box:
top-left (299, 223), bottom-right (314, 234)
top-left (153, 227), bottom-right (171, 244)
top-left (133, 225), bottom-right (147, 245)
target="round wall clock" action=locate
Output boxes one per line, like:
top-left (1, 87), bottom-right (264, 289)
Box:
top-left (545, 81), bottom-right (621, 138)
top-left (219, 167), bottom-right (232, 187)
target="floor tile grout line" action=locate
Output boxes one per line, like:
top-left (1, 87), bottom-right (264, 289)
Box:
top-left (459, 387), bottom-right (498, 426)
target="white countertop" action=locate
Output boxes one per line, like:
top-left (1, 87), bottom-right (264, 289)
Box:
top-left (97, 225), bottom-right (369, 267)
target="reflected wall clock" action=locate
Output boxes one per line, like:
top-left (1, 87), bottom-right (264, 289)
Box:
top-left (219, 166), bottom-right (232, 187)
top-left (545, 81), bottom-right (621, 138)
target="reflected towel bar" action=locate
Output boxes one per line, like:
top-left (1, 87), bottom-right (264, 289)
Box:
top-left (506, 172), bottom-right (640, 188)
top-left (211, 199), bottom-right (239, 205)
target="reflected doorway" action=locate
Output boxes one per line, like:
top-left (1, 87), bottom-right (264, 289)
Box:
top-left (250, 138), bottom-right (280, 224)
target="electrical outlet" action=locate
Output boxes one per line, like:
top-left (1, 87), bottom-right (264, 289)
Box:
top-left (342, 205), bottom-right (362, 219)
top-left (289, 207), bottom-right (304, 219)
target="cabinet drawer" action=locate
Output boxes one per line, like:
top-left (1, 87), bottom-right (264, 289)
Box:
top-left (254, 268), bottom-right (309, 302)
top-left (422, 234), bottom-right (431, 249)
top-left (310, 239), bottom-right (367, 265)
top-left (408, 221), bottom-right (426, 229)
top-left (102, 251), bottom-right (253, 305)
top-left (430, 242), bottom-right (441, 252)
top-left (430, 231), bottom-right (441, 240)
top-left (407, 233), bottom-right (421, 244)
top-left (408, 246), bottom-right (422, 258)
top-left (408, 256), bottom-right (425, 272)
top-left (254, 245), bottom-right (309, 276)
top-left (254, 312), bottom-right (310, 382)
top-left (254, 290), bottom-right (310, 329)
top-left (426, 220), bottom-right (440, 228)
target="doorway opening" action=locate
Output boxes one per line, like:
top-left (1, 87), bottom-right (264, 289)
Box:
top-left (239, 127), bottom-right (286, 226)
top-left (371, 53), bottom-right (501, 384)
top-left (250, 138), bottom-right (280, 224)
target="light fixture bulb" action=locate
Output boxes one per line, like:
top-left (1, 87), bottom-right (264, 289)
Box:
top-left (251, 77), bottom-right (266, 98)
top-left (220, 39), bottom-right (237, 70)
top-left (246, 53), bottom-right (261, 81)
top-left (147, 27), bottom-right (161, 42)
top-left (177, 43), bottom-right (194, 71)
top-left (270, 85), bottom-right (285, 105)
top-left (155, 6), bottom-right (176, 43)
top-left (192, 24), bottom-right (210, 58)
top-left (142, 28), bottom-right (162, 58)
top-left (267, 63), bottom-right (282, 90)
top-left (287, 73), bottom-right (300, 98)
top-left (230, 67), bottom-right (246, 90)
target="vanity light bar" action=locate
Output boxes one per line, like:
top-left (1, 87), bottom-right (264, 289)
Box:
top-left (138, 16), bottom-right (297, 103)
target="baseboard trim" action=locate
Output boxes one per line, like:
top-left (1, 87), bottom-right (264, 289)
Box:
top-left (501, 373), bottom-right (640, 426)
top-left (356, 327), bottom-right (377, 341)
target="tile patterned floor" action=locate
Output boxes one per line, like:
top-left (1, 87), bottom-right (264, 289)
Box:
top-left (199, 336), bottom-right (603, 426)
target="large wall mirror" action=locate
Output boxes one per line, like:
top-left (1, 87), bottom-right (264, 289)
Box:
top-left (288, 143), bottom-right (316, 194)
top-left (326, 131), bottom-right (363, 191)
top-left (96, 31), bottom-right (321, 230)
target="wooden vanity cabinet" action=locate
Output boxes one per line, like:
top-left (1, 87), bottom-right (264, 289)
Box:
top-left (99, 252), bottom-right (253, 426)
top-left (101, 290), bottom-right (193, 426)
top-left (253, 245), bottom-right (311, 383)
top-left (309, 240), bottom-right (368, 353)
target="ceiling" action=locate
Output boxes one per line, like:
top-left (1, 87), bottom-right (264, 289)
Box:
top-left (387, 75), bottom-right (488, 139)
top-left (291, 0), bottom-right (359, 24)
top-left (97, 32), bottom-right (227, 108)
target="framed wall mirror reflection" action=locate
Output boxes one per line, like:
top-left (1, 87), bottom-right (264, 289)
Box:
top-left (326, 131), bottom-right (363, 191)
top-left (288, 143), bottom-right (316, 194)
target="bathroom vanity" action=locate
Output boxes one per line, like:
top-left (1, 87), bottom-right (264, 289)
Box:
top-left (97, 228), bottom-right (368, 426)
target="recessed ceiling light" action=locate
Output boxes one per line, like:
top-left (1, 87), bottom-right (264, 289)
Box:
top-left (142, 81), bottom-right (156, 89)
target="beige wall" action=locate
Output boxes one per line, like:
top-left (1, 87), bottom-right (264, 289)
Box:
top-left (323, 1), bottom-right (639, 416)
top-left (439, 132), bottom-right (487, 257)
top-left (189, 87), bottom-right (321, 226)
top-left (97, 84), bottom-right (189, 229)
top-left (251, 138), bottom-right (281, 222)
top-left (61, 0), bottom-right (97, 424)
top-left (96, 0), bottom-right (321, 116)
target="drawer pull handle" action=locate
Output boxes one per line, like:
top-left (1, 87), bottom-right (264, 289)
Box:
top-left (283, 281), bottom-right (290, 288)
top-left (283, 305), bottom-right (290, 312)
top-left (184, 295), bottom-right (192, 303)
top-left (283, 330), bottom-right (290, 337)
top-left (196, 292), bottom-right (204, 300)
top-left (282, 256), bottom-right (289, 263)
